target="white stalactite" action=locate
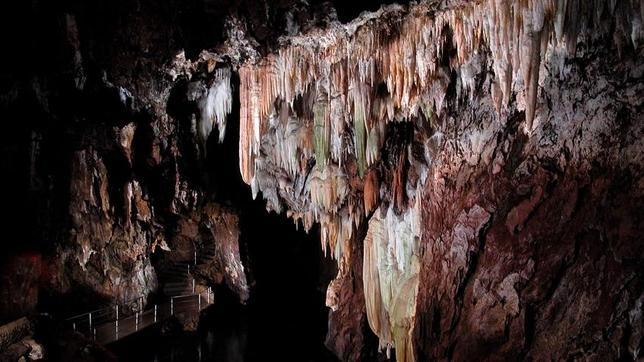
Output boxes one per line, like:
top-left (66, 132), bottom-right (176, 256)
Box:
top-left (198, 67), bottom-right (233, 147)
top-left (232, 3), bottom-right (642, 359)
top-left (237, 0), bottom-right (640, 262)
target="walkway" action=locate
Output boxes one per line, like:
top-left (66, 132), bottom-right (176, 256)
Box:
top-left (65, 248), bottom-right (218, 345)
top-left (66, 289), bottom-right (213, 345)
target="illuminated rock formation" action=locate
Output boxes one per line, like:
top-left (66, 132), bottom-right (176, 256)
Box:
top-left (238, 0), bottom-right (643, 257)
top-left (234, 0), bottom-right (644, 360)
top-left (363, 204), bottom-right (421, 361)
top-left (0, 0), bottom-right (642, 360)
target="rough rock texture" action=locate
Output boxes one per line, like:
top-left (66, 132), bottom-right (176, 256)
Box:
top-left (0, 255), bottom-right (41, 322)
top-left (195, 203), bottom-right (250, 303)
top-left (0, 317), bottom-right (33, 351)
top-left (324, 225), bottom-right (369, 361)
top-left (231, 0), bottom-right (644, 360)
top-left (51, 146), bottom-right (159, 302)
top-left (414, 36), bottom-right (644, 361)
top-left (0, 0), bottom-right (274, 314)
top-left (0, 0), bottom-right (642, 361)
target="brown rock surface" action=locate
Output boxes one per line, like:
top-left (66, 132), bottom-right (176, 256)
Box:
top-left (0, 256), bottom-right (41, 322)
top-left (413, 31), bottom-right (644, 361)
top-left (0, 1), bottom-right (641, 360)
top-left (325, 224), bottom-right (373, 361)
top-left (196, 203), bottom-right (250, 303)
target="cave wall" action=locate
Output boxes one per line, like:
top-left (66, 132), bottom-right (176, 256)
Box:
top-left (413, 33), bottom-right (643, 360)
top-left (324, 223), bottom-right (371, 361)
top-left (227, 0), bottom-right (644, 360)
top-left (0, 0), bottom-right (381, 319)
top-left (0, 0), bottom-right (261, 313)
top-left (0, 0), bottom-right (642, 360)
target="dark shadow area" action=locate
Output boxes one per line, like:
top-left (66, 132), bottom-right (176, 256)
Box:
top-left (204, 68), bottom-right (338, 361)
top-left (238, 205), bottom-right (335, 362)
top-left (107, 66), bottom-right (337, 362)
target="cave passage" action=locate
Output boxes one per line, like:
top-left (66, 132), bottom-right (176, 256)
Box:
top-left (3, 0), bottom-right (641, 360)
top-left (107, 72), bottom-right (338, 362)
top-left (234, 200), bottom-right (336, 361)
top-left (203, 72), bottom-right (337, 361)
top-left (109, 205), bottom-right (336, 362)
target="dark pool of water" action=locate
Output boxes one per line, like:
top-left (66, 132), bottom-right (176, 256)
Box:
top-left (111, 205), bottom-right (338, 362)
top-left (109, 284), bottom-right (338, 362)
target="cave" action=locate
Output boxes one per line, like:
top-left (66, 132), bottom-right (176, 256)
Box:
top-left (0, 0), bottom-right (643, 361)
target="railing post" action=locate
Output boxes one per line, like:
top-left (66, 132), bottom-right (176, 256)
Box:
top-left (135, 312), bottom-right (139, 331)
top-left (207, 287), bottom-right (210, 304)
top-left (154, 304), bottom-right (157, 323)
top-left (198, 344), bottom-right (202, 362)
top-left (115, 305), bottom-right (119, 340)
top-left (89, 312), bottom-right (92, 333)
top-left (192, 278), bottom-right (195, 294)
top-left (93, 328), bottom-right (96, 341)
top-left (171, 297), bottom-right (174, 316)
top-left (194, 250), bottom-right (197, 266)
top-left (72, 322), bottom-right (76, 332)
top-left (198, 294), bottom-right (201, 311)
top-left (139, 296), bottom-right (143, 312)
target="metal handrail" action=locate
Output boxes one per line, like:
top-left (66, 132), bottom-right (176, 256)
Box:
top-left (65, 248), bottom-right (217, 341)
top-left (65, 294), bottom-right (148, 322)
top-left (70, 287), bottom-right (213, 343)
top-left (65, 258), bottom-right (197, 323)
top-left (65, 247), bottom-right (219, 343)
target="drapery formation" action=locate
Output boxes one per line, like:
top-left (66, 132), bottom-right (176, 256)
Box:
top-left (238, 0), bottom-right (642, 259)
top-left (234, 1), bottom-right (642, 360)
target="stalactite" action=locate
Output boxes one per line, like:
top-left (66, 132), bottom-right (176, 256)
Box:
top-left (313, 100), bottom-right (330, 169)
top-left (363, 204), bottom-right (420, 361)
top-left (392, 151), bottom-right (407, 213)
top-left (364, 169), bottom-right (380, 216)
top-left (230, 1), bottom-right (641, 361)
top-left (239, 67), bottom-right (255, 185)
top-left (354, 99), bottom-right (368, 177)
top-left (198, 67), bottom-right (232, 148)
top-left (237, 0), bottom-right (641, 257)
